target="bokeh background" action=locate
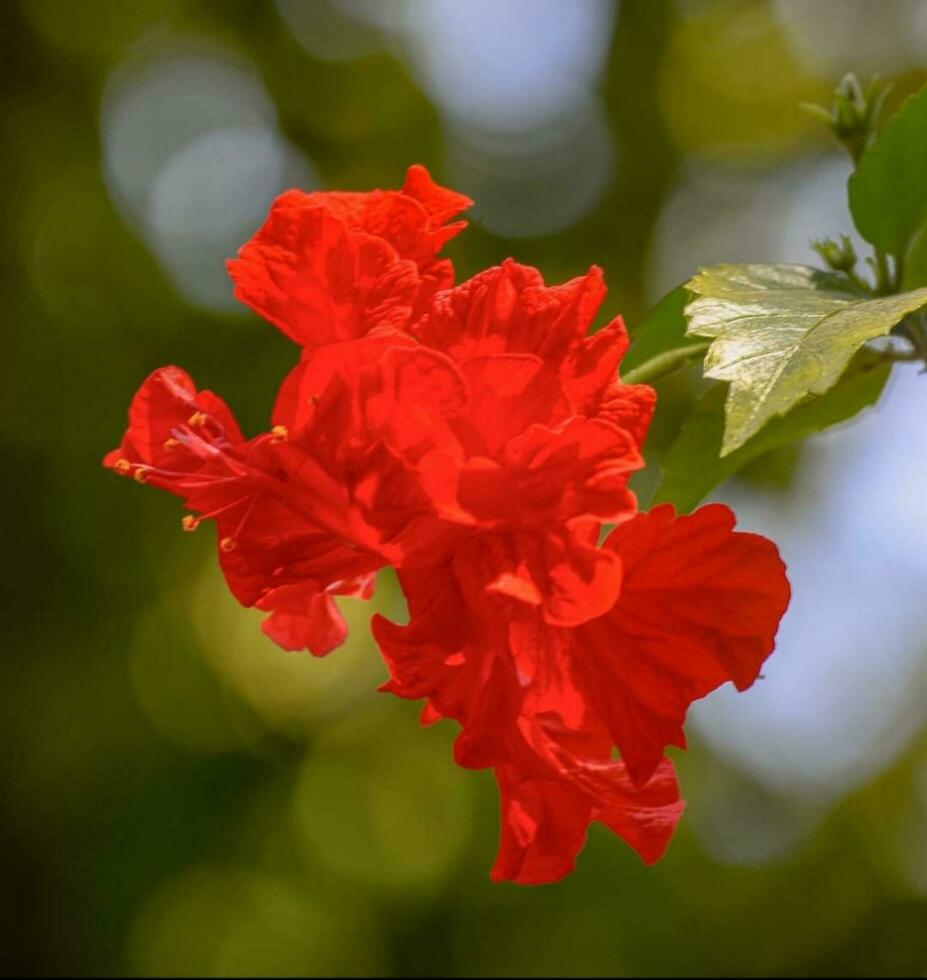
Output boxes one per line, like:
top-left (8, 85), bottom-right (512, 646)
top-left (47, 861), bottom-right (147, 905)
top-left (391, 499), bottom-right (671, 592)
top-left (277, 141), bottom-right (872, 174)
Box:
top-left (7, 0), bottom-right (927, 975)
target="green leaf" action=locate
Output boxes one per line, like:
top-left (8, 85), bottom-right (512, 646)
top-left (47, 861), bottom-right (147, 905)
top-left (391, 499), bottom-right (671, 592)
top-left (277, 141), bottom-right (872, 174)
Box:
top-left (623, 286), bottom-right (697, 372)
top-left (652, 350), bottom-right (890, 513)
top-left (848, 83), bottom-right (927, 256)
top-left (685, 263), bottom-right (927, 454)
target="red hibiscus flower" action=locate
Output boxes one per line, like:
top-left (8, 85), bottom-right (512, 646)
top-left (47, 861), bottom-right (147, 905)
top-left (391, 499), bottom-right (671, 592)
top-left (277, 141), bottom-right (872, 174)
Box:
top-left (105, 166), bottom-right (791, 886)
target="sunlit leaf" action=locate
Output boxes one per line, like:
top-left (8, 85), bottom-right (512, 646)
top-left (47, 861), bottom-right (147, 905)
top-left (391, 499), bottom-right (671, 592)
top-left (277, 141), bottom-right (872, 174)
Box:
top-left (653, 350), bottom-right (890, 512)
top-left (685, 263), bottom-right (927, 454)
top-left (848, 82), bottom-right (927, 256)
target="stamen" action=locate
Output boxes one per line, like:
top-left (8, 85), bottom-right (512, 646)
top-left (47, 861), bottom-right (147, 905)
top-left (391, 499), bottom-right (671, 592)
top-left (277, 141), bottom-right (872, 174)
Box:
top-left (114, 458), bottom-right (131, 474)
top-left (185, 494), bottom-right (255, 525)
top-left (188, 411), bottom-right (207, 427)
top-left (133, 467), bottom-right (150, 484)
top-left (181, 515), bottom-right (199, 532)
top-left (270, 424), bottom-right (288, 443)
top-left (163, 437), bottom-right (179, 451)
top-left (219, 537), bottom-right (236, 552)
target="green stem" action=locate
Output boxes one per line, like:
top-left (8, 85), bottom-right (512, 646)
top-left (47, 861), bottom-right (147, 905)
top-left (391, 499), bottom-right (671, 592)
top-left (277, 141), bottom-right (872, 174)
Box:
top-left (873, 248), bottom-right (891, 293)
top-left (893, 254), bottom-right (905, 292)
top-left (622, 341), bottom-right (711, 385)
top-left (845, 268), bottom-right (872, 294)
top-left (899, 314), bottom-right (927, 363)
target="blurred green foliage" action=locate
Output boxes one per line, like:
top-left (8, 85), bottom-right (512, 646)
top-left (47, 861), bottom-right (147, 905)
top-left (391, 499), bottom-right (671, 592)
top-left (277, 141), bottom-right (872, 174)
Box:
top-left (6, 0), bottom-right (927, 976)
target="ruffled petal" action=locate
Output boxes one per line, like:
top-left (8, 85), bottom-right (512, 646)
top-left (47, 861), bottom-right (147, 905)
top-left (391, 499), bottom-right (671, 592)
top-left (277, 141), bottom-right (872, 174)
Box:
top-left (491, 755), bottom-right (684, 885)
top-left (258, 575), bottom-right (376, 656)
top-left (401, 163), bottom-right (473, 232)
top-left (374, 560), bottom-right (523, 770)
top-left (259, 585), bottom-right (348, 656)
top-left (416, 260), bottom-right (608, 366)
top-left (227, 200), bottom-right (418, 347)
top-left (305, 164), bottom-right (471, 266)
top-left (574, 503), bottom-right (791, 786)
top-left (456, 415), bottom-right (640, 527)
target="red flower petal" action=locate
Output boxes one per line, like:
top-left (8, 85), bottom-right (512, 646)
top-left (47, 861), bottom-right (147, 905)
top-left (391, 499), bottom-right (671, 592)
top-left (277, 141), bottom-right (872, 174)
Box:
top-left (491, 755), bottom-right (684, 885)
top-left (401, 163), bottom-right (473, 231)
top-left (446, 529), bottom-right (622, 629)
top-left (258, 575), bottom-right (375, 656)
top-left (374, 560), bottom-right (519, 769)
top-left (227, 202), bottom-right (418, 347)
top-left (574, 503), bottom-right (791, 786)
top-left (452, 415), bottom-right (640, 529)
top-left (228, 166), bottom-right (471, 348)
top-left (416, 260), bottom-right (608, 366)
top-left (306, 164), bottom-right (471, 266)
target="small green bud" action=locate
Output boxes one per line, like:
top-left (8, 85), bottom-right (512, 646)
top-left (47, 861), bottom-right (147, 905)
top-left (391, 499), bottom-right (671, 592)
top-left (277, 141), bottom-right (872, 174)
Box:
top-left (804, 73), bottom-right (891, 164)
top-left (812, 234), bottom-right (858, 273)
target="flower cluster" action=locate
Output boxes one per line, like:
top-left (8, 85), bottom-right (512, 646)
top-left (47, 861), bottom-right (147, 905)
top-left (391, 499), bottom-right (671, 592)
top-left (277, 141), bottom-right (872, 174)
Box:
top-left (105, 166), bottom-right (790, 884)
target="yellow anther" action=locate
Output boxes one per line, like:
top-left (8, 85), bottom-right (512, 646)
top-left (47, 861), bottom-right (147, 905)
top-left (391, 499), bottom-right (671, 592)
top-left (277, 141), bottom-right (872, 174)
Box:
top-left (163, 437), bottom-right (179, 451)
top-left (181, 515), bottom-right (199, 532)
top-left (188, 411), bottom-right (207, 427)
top-left (270, 424), bottom-right (288, 443)
top-left (114, 458), bottom-right (131, 474)
top-left (219, 537), bottom-right (236, 552)
top-left (133, 467), bottom-right (150, 484)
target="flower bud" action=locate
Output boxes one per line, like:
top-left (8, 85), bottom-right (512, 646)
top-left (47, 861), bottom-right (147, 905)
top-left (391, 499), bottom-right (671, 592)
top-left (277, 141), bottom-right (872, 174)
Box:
top-left (812, 234), bottom-right (858, 273)
top-left (802, 73), bottom-right (890, 164)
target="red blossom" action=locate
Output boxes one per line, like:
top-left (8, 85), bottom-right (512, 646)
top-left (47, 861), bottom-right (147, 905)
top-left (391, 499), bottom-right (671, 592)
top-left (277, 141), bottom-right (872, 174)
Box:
top-left (105, 166), bottom-right (791, 885)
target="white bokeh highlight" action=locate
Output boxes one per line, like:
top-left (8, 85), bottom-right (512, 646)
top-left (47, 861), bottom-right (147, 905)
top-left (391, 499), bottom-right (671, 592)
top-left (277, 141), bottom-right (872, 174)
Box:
top-left (101, 46), bottom-right (317, 312)
top-left (445, 101), bottom-right (614, 239)
top-left (398, 0), bottom-right (615, 133)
